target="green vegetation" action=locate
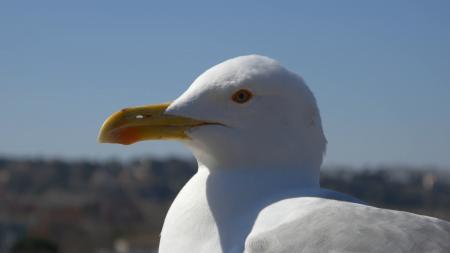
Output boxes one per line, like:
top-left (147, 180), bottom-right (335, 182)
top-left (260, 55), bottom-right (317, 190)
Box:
top-left (11, 237), bottom-right (58, 253)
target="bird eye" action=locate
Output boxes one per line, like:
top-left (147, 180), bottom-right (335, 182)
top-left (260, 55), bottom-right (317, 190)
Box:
top-left (231, 89), bottom-right (253, 104)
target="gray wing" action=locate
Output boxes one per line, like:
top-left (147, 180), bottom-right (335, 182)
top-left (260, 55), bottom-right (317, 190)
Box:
top-left (244, 199), bottom-right (450, 253)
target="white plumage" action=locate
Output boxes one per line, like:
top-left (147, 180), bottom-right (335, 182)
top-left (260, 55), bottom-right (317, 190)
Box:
top-left (159, 55), bottom-right (450, 252)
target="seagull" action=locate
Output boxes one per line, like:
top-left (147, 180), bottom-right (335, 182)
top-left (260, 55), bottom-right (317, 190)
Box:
top-left (98, 55), bottom-right (450, 253)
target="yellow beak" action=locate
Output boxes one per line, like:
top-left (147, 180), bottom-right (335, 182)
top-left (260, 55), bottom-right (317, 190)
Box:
top-left (98, 103), bottom-right (212, 145)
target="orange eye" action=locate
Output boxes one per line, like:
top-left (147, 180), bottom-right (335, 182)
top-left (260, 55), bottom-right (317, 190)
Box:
top-left (231, 89), bottom-right (253, 104)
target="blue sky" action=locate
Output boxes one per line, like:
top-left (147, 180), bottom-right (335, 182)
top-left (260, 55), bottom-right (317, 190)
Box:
top-left (1, 1), bottom-right (450, 168)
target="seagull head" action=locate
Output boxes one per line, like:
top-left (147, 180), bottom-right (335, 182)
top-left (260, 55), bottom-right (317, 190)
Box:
top-left (99, 55), bottom-right (326, 174)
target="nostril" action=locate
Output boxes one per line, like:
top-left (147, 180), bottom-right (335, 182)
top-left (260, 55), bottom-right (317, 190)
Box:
top-left (136, 114), bottom-right (152, 119)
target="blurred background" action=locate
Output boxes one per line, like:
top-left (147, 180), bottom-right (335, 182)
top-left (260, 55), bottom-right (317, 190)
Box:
top-left (1, 1), bottom-right (450, 253)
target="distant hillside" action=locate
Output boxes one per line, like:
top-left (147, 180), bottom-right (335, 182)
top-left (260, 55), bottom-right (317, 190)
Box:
top-left (0, 157), bottom-right (449, 253)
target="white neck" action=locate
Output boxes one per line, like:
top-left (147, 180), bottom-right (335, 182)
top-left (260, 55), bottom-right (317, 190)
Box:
top-left (160, 164), bottom-right (320, 253)
top-left (202, 164), bottom-right (320, 203)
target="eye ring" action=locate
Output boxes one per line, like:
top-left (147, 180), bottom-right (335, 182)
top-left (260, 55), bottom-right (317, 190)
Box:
top-left (231, 89), bottom-right (253, 104)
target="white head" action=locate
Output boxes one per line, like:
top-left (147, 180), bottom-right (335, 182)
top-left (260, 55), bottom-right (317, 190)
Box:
top-left (99, 55), bottom-right (326, 178)
top-left (167, 55), bottom-right (326, 172)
